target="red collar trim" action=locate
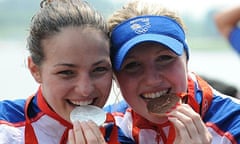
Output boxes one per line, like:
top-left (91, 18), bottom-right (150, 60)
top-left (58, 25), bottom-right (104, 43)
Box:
top-left (131, 73), bottom-right (213, 143)
top-left (37, 86), bottom-right (72, 127)
top-left (26, 86), bottom-right (119, 144)
top-left (131, 109), bottom-right (175, 143)
top-left (187, 73), bottom-right (213, 117)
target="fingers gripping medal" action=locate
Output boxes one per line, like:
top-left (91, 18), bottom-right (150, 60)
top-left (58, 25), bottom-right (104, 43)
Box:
top-left (70, 105), bottom-right (106, 126)
top-left (147, 93), bottom-right (187, 116)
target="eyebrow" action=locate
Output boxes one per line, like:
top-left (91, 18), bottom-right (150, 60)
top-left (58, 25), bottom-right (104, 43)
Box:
top-left (93, 60), bottom-right (110, 66)
top-left (54, 63), bottom-right (75, 67)
top-left (53, 59), bottom-right (110, 67)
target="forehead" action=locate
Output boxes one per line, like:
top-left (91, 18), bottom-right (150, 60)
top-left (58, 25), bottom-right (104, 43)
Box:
top-left (41, 26), bottom-right (110, 60)
top-left (128, 42), bottom-right (171, 55)
top-left (44, 26), bottom-right (108, 47)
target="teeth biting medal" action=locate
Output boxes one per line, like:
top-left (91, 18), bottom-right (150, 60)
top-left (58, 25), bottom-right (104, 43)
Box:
top-left (147, 93), bottom-right (187, 116)
top-left (70, 105), bottom-right (106, 126)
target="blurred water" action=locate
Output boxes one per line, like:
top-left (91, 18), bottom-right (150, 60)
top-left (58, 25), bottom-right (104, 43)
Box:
top-left (0, 41), bottom-right (239, 104)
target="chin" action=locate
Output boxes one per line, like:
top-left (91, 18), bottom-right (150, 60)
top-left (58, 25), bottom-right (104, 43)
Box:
top-left (148, 114), bottom-right (168, 124)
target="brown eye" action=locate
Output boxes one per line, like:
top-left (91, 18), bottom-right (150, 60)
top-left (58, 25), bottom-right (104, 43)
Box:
top-left (58, 70), bottom-right (73, 75)
top-left (157, 55), bottom-right (174, 61)
top-left (93, 66), bottom-right (108, 73)
top-left (121, 61), bottom-right (142, 74)
top-left (57, 70), bottom-right (75, 78)
top-left (123, 61), bottom-right (140, 70)
top-left (91, 65), bottom-right (111, 77)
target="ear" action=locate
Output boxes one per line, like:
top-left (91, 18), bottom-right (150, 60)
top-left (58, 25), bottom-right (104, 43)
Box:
top-left (28, 56), bottom-right (42, 83)
top-left (113, 74), bottom-right (120, 88)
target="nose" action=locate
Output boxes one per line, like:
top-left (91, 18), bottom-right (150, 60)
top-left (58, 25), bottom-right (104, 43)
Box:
top-left (144, 65), bottom-right (163, 86)
top-left (75, 75), bottom-right (94, 97)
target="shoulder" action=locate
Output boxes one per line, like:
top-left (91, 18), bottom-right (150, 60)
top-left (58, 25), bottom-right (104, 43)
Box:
top-left (205, 91), bottom-right (240, 143)
top-left (0, 99), bottom-right (28, 143)
top-left (0, 99), bottom-right (32, 123)
top-left (0, 95), bottom-right (40, 124)
top-left (0, 123), bottom-right (24, 143)
top-left (208, 90), bottom-right (240, 117)
top-left (0, 99), bottom-right (26, 122)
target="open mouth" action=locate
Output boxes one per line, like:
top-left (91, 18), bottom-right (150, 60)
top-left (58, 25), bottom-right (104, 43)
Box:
top-left (67, 98), bottom-right (96, 106)
top-left (141, 89), bottom-right (170, 100)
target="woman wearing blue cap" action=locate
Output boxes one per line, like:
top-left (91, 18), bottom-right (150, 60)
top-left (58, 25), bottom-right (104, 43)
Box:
top-left (106, 0), bottom-right (240, 143)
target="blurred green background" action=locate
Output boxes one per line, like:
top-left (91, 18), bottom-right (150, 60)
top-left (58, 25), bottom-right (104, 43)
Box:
top-left (0, 0), bottom-right (231, 51)
top-left (0, 0), bottom-right (239, 100)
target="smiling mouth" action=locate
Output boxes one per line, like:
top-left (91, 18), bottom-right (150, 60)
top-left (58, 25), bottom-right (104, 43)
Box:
top-left (141, 89), bottom-right (170, 100)
top-left (67, 98), bottom-right (96, 106)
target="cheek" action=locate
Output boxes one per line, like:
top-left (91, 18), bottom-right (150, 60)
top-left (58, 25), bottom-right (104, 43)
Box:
top-left (100, 80), bottom-right (112, 97)
top-left (100, 74), bottom-right (113, 90)
top-left (174, 73), bottom-right (187, 91)
top-left (41, 75), bottom-right (72, 102)
top-left (42, 82), bottom-right (67, 102)
top-left (166, 62), bottom-right (188, 91)
top-left (95, 76), bottom-right (113, 106)
top-left (117, 75), bottom-right (137, 100)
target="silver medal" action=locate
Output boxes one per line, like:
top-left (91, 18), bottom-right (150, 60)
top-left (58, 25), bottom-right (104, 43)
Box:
top-left (70, 105), bottom-right (106, 126)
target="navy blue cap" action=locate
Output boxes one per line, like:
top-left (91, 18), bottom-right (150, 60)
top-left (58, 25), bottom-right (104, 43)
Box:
top-left (110, 15), bottom-right (189, 71)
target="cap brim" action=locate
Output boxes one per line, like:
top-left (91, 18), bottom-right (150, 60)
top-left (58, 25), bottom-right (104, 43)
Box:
top-left (115, 34), bottom-right (184, 70)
